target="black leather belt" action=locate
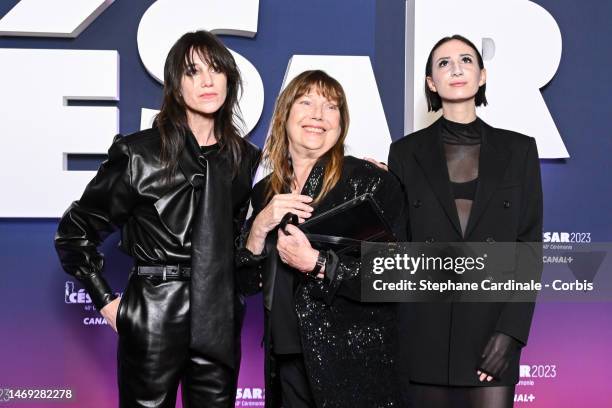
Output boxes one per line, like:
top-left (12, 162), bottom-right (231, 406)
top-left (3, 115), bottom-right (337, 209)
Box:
top-left (135, 265), bottom-right (191, 281)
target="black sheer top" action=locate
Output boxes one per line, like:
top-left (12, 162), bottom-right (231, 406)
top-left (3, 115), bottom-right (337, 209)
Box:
top-left (441, 116), bottom-right (483, 236)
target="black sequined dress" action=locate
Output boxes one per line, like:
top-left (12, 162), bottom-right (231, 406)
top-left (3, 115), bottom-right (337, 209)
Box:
top-left (237, 156), bottom-right (406, 408)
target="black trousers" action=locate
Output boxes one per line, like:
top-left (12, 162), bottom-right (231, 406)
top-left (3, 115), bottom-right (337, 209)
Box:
top-left (116, 274), bottom-right (236, 408)
top-left (276, 353), bottom-right (316, 408)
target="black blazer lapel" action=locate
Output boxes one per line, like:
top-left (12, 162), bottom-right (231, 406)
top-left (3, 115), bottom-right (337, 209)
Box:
top-left (464, 121), bottom-right (510, 239)
top-left (413, 120), bottom-right (463, 237)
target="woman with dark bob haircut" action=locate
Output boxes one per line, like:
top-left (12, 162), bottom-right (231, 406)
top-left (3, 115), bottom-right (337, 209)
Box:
top-left (55, 30), bottom-right (260, 407)
top-left (237, 70), bottom-right (405, 407)
top-left (389, 35), bottom-right (542, 407)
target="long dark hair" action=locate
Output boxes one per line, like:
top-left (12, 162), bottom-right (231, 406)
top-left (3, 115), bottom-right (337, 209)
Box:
top-left (155, 30), bottom-right (246, 180)
top-left (425, 34), bottom-right (488, 112)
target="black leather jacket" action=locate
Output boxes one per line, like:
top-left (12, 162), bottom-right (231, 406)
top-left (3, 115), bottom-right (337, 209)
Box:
top-left (55, 127), bottom-right (260, 311)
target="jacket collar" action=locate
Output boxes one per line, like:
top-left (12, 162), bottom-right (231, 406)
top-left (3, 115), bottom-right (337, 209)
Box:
top-left (264, 154), bottom-right (329, 311)
top-left (413, 117), bottom-right (510, 239)
top-left (464, 119), bottom-right (510, 238)
top-left (300, 155), bottom-right (328, 198)
top-left (280, 154), bottom-right (329, 198)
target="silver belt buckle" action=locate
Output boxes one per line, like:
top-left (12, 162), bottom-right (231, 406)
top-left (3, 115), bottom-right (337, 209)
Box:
top-left (162, 266), bottom-right (167, 281)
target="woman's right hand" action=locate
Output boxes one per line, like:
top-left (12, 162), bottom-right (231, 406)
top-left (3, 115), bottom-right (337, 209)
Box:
top-left (246, 193), bottom-right (314, 255)
top-left (100, 296), bottom-right (121, 333)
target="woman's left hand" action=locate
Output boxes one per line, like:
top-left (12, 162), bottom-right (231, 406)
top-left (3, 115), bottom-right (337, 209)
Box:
top-left (277, 224), bottom-right (319, 273)
top-left (363, 157), bottom-right (388, 171)
top-left (476, 332), bottom-right (521, 382)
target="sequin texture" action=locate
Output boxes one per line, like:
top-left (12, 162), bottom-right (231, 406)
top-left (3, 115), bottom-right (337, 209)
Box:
top-left (237, 156), bottom-right (406, 407)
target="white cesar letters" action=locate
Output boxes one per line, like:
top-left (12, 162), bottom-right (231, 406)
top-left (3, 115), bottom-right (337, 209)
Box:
top-left (136, 0), bottom-right (264, 134)
top-left (0, 0), bottom-right (114, 38)
top-left (0, 0), bottom-right (567, 217)
top-left (0, 49), bottom-right (119, 217)
top-left (254, 56), bottom-right (391, 184)
top-left (407, 0), bottom-right (567, 158)
top-left (283, 56), bottom-right (391, 162)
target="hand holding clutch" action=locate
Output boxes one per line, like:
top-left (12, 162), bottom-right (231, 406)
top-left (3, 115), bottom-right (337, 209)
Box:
top-left (246, 194), bottom-right (313, 255)
top-left (277, 224), bottom-right (321, 276)
top-left (279, 212), bottom-right (299, 234)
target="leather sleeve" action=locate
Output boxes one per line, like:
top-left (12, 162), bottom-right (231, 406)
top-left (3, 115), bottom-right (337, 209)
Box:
top-left (55, 135), bottom-right (136, 310)
top-left (232, 145), bottom-right (262, 241)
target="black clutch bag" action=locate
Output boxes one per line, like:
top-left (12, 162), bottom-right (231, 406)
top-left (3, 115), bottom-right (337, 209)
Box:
top-left (298, 193), bottom-right (396, 254)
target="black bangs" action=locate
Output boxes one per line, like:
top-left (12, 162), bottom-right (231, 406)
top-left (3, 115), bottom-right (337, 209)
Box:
top-left (155, 30), bottom-right (246, 182)
top-left (178, 32), bottom-right (236, 77)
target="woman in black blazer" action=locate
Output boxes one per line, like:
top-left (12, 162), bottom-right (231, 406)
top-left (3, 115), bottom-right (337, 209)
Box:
top-left (388, 35), bottom-right (543, 407)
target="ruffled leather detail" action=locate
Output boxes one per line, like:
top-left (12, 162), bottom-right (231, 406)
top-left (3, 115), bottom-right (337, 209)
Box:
top-left (153, 132), bottom-right (208, 246)
top-left (154, 182), bottom-right (197, 246)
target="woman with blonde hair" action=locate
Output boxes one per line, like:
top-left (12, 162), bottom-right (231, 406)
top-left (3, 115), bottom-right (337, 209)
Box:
top-left (237, 70), bottom-right (404, 407)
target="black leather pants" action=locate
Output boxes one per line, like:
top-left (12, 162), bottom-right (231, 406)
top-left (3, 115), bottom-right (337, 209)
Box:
top-left (116, 274), bottom-right (236, 408)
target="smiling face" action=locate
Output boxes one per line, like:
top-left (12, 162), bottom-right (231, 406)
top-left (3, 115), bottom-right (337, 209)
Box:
top-left (426, 39), bottom-right (486, 108)
top-left (286, 87), bottom-right (342, 160)
top-left (180, 50), bottom-right (228, 118)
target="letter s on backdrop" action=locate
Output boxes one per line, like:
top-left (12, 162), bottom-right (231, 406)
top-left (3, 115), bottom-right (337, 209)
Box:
top-left (136, 0), bottom-right (264, 133)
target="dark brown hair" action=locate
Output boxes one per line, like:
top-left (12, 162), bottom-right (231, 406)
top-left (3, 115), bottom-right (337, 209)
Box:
top-left (425, 34), bottom-right (488, 112)
top-left (155, 30), bottom-right (247, 180)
